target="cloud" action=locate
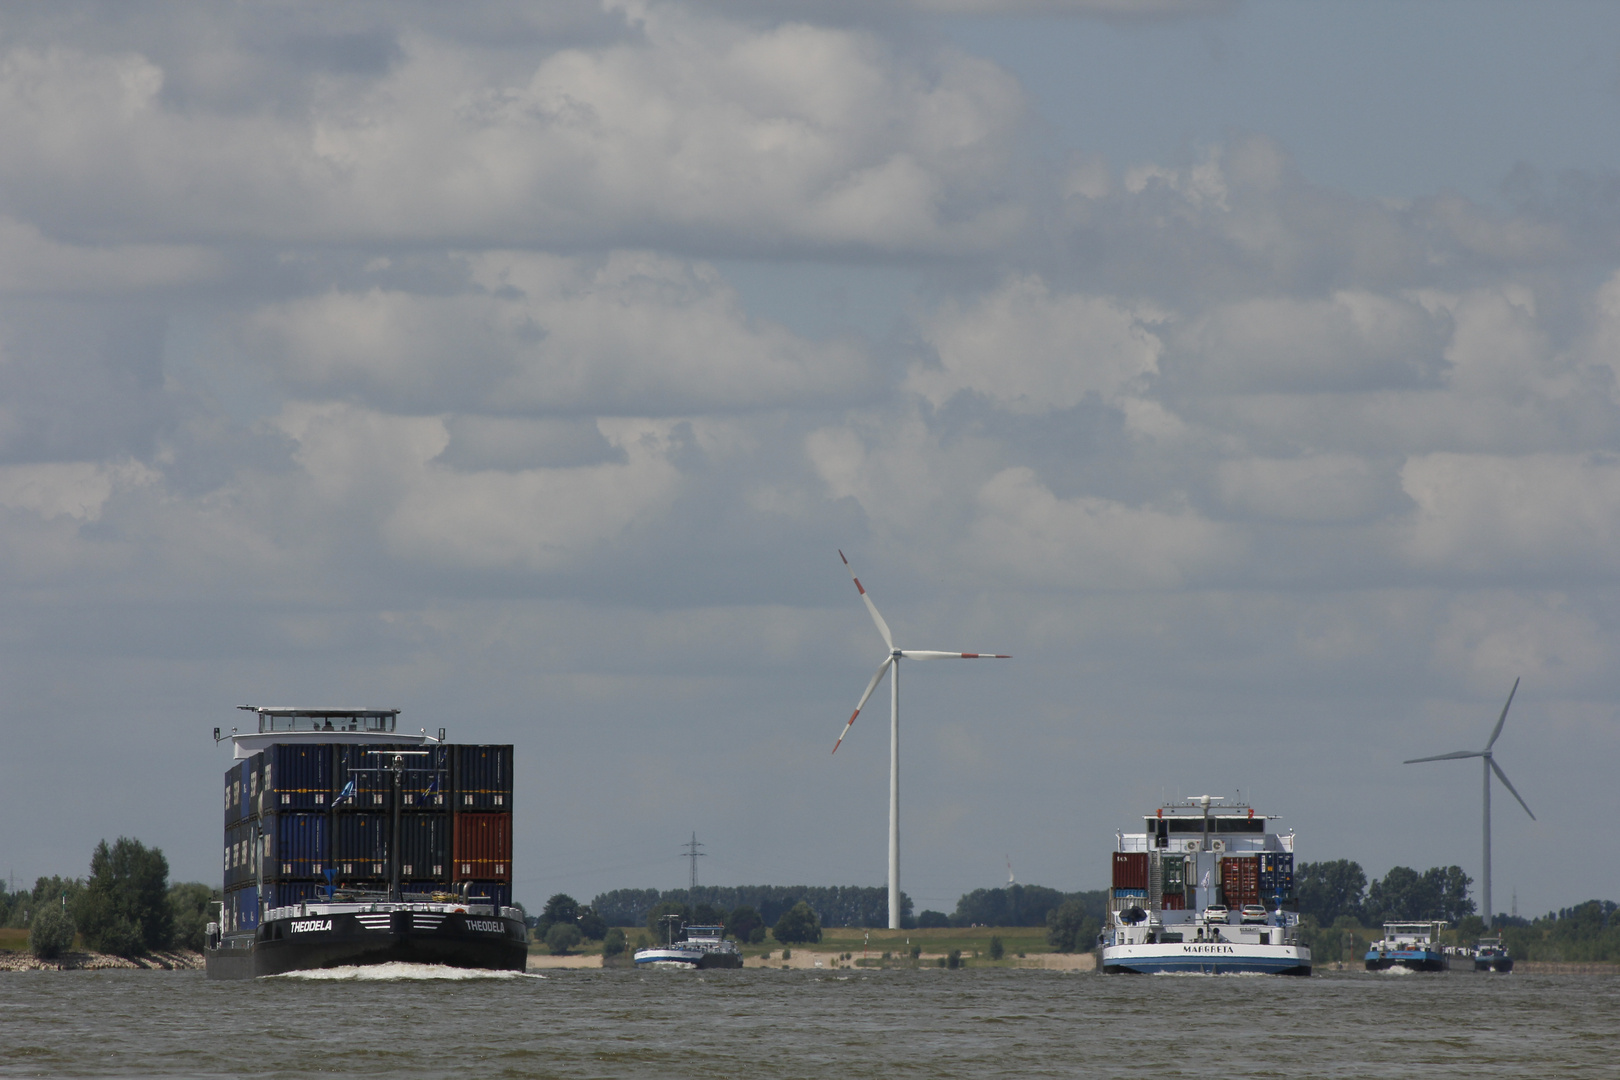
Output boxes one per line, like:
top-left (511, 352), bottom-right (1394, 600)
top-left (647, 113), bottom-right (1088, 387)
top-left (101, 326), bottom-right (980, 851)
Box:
top-left (909, 274), bottom-right (1162, 413)
top-left (1431, 592), bottom-right (1611, 689)
top-left (1215, 454), bottom-right (1397, 523)
top-left (0, 460), bottom-right (157, 522)
top-left (243, 251), bottom-right (873, 416)
top-left (1401, 453), bottom-right (1620, 576)
top-left (0, 10), bottom-right (1030, 254)
top-left (268, 403), bottom-right (687, 574)
top-left (1169, 290), bottom-right (1449, 394)
top-left (964, 466), bottom-right (1239, 589)
top-left (0, 217), bottom-right (221, 296)
top-left (385, 418), bottom-right (685, 572)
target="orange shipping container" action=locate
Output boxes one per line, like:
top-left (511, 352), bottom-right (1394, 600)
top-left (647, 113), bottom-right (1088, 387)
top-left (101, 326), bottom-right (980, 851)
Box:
top-left (452, 812), bottom-right (512, 881)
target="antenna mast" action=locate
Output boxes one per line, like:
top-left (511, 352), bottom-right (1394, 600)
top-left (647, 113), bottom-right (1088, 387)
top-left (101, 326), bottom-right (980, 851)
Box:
top-left (681, 832), bottom-right (707, 892)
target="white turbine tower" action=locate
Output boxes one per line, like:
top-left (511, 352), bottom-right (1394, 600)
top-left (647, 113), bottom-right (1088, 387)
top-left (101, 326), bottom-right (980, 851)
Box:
top-left (1404, 678), bottom-right (1536, 930)
top-left (833, 550), bottom-right (1009, 929)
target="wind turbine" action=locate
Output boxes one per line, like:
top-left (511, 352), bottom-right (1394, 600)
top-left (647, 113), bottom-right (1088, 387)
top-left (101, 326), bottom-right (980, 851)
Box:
top-left (832, 550), bottom-right (1008, 929)
top-left (1404, 678), bottom-right (1536, 930)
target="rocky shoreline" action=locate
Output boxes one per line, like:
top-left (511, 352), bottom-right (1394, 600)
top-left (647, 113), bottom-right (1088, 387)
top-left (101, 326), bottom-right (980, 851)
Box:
top-left (0, 948), bottom-right (205, 972)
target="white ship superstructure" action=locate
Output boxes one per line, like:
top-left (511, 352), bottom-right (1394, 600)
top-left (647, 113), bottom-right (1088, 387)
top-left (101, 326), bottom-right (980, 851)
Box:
top-left (633, 924), bottom-right (743, 969)
top-left (1101, 796), bottom-right (1310, 976)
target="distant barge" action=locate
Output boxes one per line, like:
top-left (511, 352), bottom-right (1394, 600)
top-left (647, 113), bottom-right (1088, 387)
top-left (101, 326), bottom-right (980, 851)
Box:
top-left (204, 707), bottom-right (526, 979)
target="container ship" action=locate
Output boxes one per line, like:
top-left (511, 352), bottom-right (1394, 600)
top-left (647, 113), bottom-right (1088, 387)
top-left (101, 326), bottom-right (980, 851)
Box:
top-left (1099, 796), bottom-right (1311, 975)
top-left (204, 707), bottom-right (528, 979)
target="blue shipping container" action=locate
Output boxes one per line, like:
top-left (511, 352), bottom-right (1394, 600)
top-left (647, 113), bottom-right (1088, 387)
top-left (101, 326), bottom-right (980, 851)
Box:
top-left (267, 882), bottom-right (328, 911)
top-left (223, 822), bottom-right (256, 889)
top-left (462, 881), bottom-right (512, 910)
top-left (262, 745), bottom-right (334, 811)
top-left (399, 813), bottom-right (448, 880)
top-left (332, 813), bottom-right (389, 879)
top-left (225, 760), bottom-right (254, 828)
top-left (454, 745), bottom-right (513, 810)
top-left (265, 812), bottom-right (328, 878)
top-left (401, 743), bottom-right (450, 810)
top-left (1112, 888), bottom-right (1148, 898)
top-left (333, 744), bottom-right (396, 812)
top-left (227, 885), bottom-right (259, 932)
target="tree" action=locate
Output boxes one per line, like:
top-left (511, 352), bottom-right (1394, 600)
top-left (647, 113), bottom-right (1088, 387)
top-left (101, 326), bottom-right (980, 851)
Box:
top-left (646, 901), bottom-right (690, 941)
top-left (576, 906), bottom-right (607, 941)
top-left (988, 935), bottom-right (1004, 960)
top-left (75, 838), bottom-right (173, 956)
top-left (602, 927), bottom-right (627, 957)
top-left (1295, 860), bottom-right (1367, 925)
top-left (951, 884), bottom-right (1067, 927)
top-left (168, 883), bottom-right (220, 952)
top-left (545, 922), bottom-right (582, 955)
top-left (724, 905), bottom-right (764, 943)
top-left (1364, 865), bottom-right (1473, 923)
top-left (916, 910), bottom-right (950, 929)
top-left (536, 893), bottom-right (579, 938)
top-left (691, 902), bottom-right (725, 927)
top-left (772, 901), bottom-right (822, 945)
top-left (1046, 898), bottom-right (1100, 953)
top-left (28, 905), bottom-right (76, 959)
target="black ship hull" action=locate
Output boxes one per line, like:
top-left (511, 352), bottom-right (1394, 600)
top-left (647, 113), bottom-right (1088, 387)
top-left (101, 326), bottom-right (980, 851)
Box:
top-left (205, 908), bottom-right (528, 979)
top-left (1473, 956), bottom-right (1513, 972)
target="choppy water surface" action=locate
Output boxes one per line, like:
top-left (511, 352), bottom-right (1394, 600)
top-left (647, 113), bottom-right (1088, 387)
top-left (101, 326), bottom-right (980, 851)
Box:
top-left (2, 966), bottom-right (1614, 1078)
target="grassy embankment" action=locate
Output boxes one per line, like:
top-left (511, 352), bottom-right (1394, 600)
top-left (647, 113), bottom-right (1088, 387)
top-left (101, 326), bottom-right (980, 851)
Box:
top-left (0, 928), bottom-right (28, 952)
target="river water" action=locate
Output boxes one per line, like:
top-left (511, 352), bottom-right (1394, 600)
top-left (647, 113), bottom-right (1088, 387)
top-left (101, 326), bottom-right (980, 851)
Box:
top-left (1, 964), bottom-right (1614, 1078)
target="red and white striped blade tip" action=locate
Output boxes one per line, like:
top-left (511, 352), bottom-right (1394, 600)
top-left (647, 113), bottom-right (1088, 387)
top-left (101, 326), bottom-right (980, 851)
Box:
top-left (832, 713), bottom-right (859, 754)
top-left (838, 551), bottom-right (894, 649)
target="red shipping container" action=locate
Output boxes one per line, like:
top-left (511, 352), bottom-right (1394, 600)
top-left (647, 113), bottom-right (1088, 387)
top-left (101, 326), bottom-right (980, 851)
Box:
top-left (1162, 893), bottom-right (1187, 910)
top-left (1220, 855), bottom-right (1259, 906)
top-left (1112, 852), bottom-right (1149, 890)
top-left (452, 812), bottom-right (512, 882)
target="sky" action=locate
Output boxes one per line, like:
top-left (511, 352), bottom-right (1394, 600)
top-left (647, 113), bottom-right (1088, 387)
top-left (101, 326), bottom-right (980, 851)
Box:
top-left (2, 0), bottom-right (1618, 920)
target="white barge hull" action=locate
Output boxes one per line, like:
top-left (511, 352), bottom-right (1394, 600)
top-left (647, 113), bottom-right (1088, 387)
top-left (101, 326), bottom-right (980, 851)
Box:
top-left (1103, 942), bottom-right (1311, 976)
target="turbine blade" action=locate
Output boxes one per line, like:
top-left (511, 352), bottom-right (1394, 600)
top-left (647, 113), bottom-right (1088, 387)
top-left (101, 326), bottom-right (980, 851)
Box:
top-left (1403, 750), bottom-right (1483, 764)
top-left (833, 656), bottom-right (893, 754)
top-left (1489, 757), bottom-right (1536, 820)
top-left (840, 550), bottom-right (893, 651)
top-left (1485, 677), bottom-right (1520, 751)
top-left (899, 650), bottom-right (1011, 660)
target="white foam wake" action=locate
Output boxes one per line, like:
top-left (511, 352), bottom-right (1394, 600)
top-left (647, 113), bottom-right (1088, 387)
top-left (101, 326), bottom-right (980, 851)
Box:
top-left (270, 962), bottom-right (543, 981)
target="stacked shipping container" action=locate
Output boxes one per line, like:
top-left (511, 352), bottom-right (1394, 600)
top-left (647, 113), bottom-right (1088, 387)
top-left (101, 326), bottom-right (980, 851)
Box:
top-left (1218, 854), bottom-right (1260, 908)
top-left (221, 742), bottom-right (513, 932)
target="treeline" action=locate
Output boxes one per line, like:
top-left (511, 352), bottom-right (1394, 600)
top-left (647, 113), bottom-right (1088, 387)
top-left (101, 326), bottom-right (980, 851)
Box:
top-left (1491, 901), bottom-right (1620, 962)
top-left (1296, 860), bottom-right (1475, 925)
top-left (936, 884), bottom-right (1108, 929)
top-left (592, 886), bottom-right (910, 928)
top-left (590, 883), bottom-right (1110, 951)
top-left (1, 837), bottom-right (218, 959)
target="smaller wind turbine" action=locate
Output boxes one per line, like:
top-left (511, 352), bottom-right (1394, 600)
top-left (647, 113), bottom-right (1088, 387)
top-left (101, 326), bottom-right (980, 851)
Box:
top-left (1404, 678), bottom-right (1536, 930)
top-left (833, 550), bottom-right (1009, 929)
